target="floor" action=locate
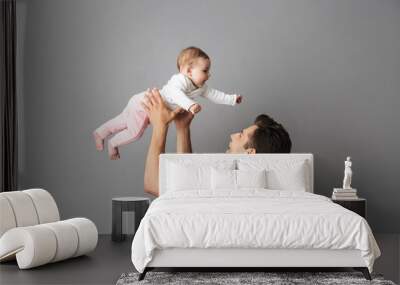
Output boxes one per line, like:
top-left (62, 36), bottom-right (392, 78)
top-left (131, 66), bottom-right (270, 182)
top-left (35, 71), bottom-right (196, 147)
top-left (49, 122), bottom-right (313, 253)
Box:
top-left (0, 234), bottom-right (399, 285)
top-left (0, 235), bottom-right (133, 285)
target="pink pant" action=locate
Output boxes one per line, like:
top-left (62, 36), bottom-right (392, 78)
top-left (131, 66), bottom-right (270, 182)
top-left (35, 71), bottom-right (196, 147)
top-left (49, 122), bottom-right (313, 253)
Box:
top-left (95, 97), bottom-right (149, 148)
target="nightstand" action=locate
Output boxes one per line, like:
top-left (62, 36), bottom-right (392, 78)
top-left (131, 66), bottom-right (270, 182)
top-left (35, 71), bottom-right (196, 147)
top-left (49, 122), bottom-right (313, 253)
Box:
top-left (332, 198), bottom-right (366, 218)
top-left (112, 197), bottom-right (150, 242)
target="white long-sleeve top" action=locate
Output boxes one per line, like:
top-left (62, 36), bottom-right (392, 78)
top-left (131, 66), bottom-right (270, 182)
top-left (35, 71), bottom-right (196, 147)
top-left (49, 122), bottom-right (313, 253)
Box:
top-left (134, 73), bottom-right (238, 111)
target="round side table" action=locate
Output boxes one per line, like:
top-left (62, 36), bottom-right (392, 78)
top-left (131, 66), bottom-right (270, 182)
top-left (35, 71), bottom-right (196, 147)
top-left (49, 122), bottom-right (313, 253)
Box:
top-left (112, 197), bottom-right (150, 242)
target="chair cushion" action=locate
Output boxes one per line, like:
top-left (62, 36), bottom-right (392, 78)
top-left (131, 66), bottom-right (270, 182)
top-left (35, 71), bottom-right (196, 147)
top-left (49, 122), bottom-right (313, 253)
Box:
top-left (23, 189), bottom-right (60, 223)
top-left (0, 189), bottom-right (60, 238)
top-left (0, 196), bottom-right (16, 237)
top-left (0, 218), bottom-right (98, 269)
top-left (0, 191), bottom-right (39, 227)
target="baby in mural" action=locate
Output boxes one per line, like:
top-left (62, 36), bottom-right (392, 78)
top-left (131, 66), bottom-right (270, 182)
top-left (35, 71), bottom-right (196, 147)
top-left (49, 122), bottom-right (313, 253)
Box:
top-left (93, 46), bottom-right (242, 159)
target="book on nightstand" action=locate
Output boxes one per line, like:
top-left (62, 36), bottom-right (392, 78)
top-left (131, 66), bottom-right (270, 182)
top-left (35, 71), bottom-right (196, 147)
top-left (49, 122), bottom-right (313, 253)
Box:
top-left (332, 188), bottom-right (358, 200)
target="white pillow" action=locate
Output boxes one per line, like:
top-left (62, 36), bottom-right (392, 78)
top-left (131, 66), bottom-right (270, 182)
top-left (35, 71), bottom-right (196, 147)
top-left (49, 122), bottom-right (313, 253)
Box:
top-left (211, 168), bottom-right (236, 190)
top-left (267, 162), bottom-right (307, 191)
top-left (237, 169), bottom-right (267, 189)
top-left (238, 159), bottom-right (309, 191)
top-left (211, 168), bottom-right (267, 190)
top-left (166, 160), bottom-right (235, 192)
top-left (167, 162), bottom-right (210, 191)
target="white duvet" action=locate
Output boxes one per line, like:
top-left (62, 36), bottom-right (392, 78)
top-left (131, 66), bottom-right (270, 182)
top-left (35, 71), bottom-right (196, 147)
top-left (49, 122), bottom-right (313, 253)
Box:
top-left (131, 190), bottom-right (380, 273)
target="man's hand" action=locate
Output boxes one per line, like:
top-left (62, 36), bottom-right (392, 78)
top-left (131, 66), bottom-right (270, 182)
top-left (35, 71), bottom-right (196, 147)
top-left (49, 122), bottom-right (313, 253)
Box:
top-left (141, 88), bottom-right (182, 129)
top-left (189, 103), bottom-right (202, 114)
top-left (174, 109), bottom-right (194, 153)
top-left (174, 109), bottom-right (194, 131)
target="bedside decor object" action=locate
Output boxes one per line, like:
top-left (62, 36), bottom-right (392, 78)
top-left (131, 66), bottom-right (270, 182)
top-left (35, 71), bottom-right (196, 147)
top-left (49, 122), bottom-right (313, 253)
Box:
top-left (343, 156), bottom-right (353, 189)
top-left (112, 197), bottom-right (150, 242)
top-left (332, 188), bottom-right (358, 200)
top-left (0, 189), bottom-right (98, 269)
top-left (332, 156), bottom-right (358, 200)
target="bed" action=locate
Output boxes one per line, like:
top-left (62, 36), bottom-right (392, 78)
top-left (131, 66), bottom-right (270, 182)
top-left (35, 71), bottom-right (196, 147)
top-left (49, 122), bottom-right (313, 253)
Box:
top-left (131, 154), bottom-right (380, 280)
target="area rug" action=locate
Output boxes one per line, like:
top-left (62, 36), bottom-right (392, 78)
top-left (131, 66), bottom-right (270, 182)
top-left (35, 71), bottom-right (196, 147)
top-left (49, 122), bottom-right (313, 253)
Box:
top-left (116, 271), bottom-right (396, 285)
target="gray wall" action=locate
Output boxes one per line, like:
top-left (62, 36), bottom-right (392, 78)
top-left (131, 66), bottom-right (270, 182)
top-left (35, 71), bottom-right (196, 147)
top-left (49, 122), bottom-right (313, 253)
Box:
top-left (16, 0), bottom-right (400, 233)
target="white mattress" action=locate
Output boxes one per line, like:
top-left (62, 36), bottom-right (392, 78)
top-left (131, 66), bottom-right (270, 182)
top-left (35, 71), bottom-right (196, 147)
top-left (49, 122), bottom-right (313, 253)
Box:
top-left (131, 190), bottom-right (380, 273)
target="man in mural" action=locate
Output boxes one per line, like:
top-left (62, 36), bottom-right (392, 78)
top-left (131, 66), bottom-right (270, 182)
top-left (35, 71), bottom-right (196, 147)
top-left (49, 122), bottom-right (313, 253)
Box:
top-left (141, 88), bottom-right (292, 196)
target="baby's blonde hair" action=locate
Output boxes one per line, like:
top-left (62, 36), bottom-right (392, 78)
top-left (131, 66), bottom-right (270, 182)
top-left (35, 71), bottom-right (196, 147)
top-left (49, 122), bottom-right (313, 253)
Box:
top-left (177, 46), bottom-right (210, 71)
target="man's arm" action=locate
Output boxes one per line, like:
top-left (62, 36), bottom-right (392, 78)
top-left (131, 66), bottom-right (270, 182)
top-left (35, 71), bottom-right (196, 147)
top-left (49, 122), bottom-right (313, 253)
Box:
top-left (143, 123), bottom-right (168, 196)
top-left (174, 111), bottom-right (194, 153)
top-left (141, 88), bottom-right (181, 196)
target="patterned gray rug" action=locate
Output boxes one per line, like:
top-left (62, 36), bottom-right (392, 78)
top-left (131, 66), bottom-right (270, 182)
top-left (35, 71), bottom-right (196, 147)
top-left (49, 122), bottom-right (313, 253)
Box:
top-left (116, 271), bottom-right (396, 285)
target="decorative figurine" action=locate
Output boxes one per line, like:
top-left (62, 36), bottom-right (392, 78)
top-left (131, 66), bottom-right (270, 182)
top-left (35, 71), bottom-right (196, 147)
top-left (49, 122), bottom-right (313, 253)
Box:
top-left (342, 156), bottom-right (353, 189)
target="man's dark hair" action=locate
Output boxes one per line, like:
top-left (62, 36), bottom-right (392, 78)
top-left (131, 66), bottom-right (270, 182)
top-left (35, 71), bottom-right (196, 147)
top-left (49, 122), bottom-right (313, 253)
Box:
top-left (248, 114), bottom-right (292, 153)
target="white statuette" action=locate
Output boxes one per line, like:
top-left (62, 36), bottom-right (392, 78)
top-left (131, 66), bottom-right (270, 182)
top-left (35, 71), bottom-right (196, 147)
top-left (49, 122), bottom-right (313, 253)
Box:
top-left (342, 156), bottom-right (353, 189)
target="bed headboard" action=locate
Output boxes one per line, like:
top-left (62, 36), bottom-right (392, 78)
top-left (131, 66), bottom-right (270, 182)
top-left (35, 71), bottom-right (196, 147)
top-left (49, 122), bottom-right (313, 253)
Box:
top-left (159, 153), bottom-right (314, 196)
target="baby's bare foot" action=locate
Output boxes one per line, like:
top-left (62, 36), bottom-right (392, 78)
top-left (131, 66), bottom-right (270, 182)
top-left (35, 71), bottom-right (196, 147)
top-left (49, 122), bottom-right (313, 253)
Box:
top-left (93, 131), bottom-right (104, 151)
top-left (108, 143), bottom-right (120, 160)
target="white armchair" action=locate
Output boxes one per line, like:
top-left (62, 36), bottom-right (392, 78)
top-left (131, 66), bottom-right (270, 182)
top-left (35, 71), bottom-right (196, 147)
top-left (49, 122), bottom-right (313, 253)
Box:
top-left (0, 189), bottom-right (98, 269)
